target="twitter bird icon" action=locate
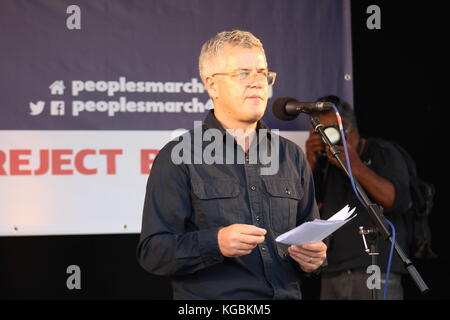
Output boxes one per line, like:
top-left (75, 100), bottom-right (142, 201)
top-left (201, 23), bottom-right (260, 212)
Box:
top-left (29, 101), bottom-right (45, 115)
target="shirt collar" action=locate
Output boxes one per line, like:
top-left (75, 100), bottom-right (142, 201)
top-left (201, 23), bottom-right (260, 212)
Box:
top-left (203, 110), bottom-right (270, 138)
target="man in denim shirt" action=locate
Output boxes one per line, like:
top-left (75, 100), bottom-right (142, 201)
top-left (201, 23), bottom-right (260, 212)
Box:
top-left (137, 30), bottom-right (327, 299)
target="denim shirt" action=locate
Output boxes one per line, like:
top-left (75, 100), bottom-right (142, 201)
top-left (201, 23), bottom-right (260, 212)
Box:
top-left (137, 110), bottom-right (319, 299)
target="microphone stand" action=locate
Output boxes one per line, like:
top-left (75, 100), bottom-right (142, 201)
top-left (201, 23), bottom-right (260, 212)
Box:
top-left (310, 115), bottom-right (429, 295)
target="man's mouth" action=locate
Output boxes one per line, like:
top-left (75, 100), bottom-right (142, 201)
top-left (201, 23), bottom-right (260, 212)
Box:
top-left (246, 95), bottom-right (263, 100)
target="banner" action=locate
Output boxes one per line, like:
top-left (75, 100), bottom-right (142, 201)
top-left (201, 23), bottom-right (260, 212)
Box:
top-left (0, 0), bottom-right (353, 235)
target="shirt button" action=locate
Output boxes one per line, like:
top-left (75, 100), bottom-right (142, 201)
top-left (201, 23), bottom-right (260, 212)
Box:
top-left (285, 188), bottom-right (291, 195)
top-left (261, 246), bottom-right (267, 252)
top-left (256, 215), bottom-right (260, 221)
top-left (250, 185), bottom-right (256, 191)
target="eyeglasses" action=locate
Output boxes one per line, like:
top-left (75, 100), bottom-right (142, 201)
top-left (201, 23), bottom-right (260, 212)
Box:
top-left (210, 70), bottom-right (277, 86)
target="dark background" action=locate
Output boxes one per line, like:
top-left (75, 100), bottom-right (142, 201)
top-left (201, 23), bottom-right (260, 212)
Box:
top-left (302, 0), bottom-right (449, 300)
top-left (1, 1), bottom-right (448, 300)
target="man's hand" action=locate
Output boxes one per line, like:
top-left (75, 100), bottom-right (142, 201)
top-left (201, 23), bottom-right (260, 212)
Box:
top-left (305, 129), bottom-right (325, 171)
top-left (218, 224), bottom-right (266, 258)
top-left (288, 241), bottom-right (327, 273)
top-left (325, 141), bottom-right (364, 175)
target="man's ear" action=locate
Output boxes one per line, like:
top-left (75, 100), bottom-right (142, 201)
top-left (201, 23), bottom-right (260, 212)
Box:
top-left (204, 76), bottom-right (218, 100)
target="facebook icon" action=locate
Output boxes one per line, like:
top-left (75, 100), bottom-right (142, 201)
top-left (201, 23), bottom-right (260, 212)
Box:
top-left (50, 101), bottom-right (65, 116)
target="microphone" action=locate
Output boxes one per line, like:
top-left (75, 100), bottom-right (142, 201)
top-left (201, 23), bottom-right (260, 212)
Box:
top-left (272, 96), bottom-right (334, 120)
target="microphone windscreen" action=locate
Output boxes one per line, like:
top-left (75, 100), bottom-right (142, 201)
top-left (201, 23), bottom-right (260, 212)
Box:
top-left (272, 96), bottom-right (298, 121)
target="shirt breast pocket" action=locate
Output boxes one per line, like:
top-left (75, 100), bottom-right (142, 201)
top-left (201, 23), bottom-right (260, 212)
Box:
top-left (191, 179), bottom-right (242, 228)
top-left (263, 178), bottom-right (304, 235)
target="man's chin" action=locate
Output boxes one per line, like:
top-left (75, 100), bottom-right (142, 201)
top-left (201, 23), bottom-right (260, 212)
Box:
top-left (243, 111), bottom-right (265, 124)
top-left (244, 104), bottom-right (267, 123)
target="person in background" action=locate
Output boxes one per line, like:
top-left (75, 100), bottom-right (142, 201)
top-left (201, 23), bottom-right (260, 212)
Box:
top-left (305, 95), bottom-right (411, 300)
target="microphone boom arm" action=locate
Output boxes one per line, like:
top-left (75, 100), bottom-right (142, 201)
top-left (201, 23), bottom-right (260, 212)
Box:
top-left (310, 115), bottom-right (429, 294)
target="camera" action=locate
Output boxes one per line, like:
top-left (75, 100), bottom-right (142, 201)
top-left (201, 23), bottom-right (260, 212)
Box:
top-left (315, 125), bottom-right (343, 161)
top-left (322, 125), bottom-right (342, 145)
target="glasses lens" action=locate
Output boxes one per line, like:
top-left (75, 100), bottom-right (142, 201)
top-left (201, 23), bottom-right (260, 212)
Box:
top-left (236, 71), bottom-right (250, 80)
top-left (267, 73), bottom-right (275, 86)
top-left (231, 71), bottom-right (276, 86)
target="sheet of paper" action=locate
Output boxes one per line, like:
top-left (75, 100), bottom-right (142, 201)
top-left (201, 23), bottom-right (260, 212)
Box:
top-left (327, 204), bottom-right (351, 221)
top-left (275, 206), bottom-right (356, 245)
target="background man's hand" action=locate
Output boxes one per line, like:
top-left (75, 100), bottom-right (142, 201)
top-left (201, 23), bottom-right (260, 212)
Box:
top-left (305, 129), bottom-right (325, 171)
top-left (288, 241), bottom-right (327, 273)
top-left (218, 224), bottom-right (266, 257)
top-left (325, 141), bottom-right (365, 176)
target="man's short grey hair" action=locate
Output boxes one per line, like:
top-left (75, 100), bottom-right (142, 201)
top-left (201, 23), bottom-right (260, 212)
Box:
top-left (198, 30), bottom-right (265, 82)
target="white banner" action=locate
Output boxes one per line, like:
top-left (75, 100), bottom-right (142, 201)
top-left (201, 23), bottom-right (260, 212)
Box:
top-left (0, 130), bottom-right (308, 236)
